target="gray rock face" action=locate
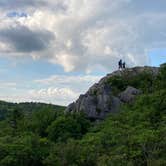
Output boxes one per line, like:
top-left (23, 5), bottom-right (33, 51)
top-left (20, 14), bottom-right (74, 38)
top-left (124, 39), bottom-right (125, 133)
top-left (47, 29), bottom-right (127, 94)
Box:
top-left (118, 86), bottom-right (142, 104)
top-left (66, 66), bottom-right (159, 120)
top-left (66, 83), bottom-right (117, 119)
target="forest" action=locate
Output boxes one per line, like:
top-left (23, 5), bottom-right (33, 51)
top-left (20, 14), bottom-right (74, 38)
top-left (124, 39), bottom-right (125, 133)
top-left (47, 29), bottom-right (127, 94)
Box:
top-left (0, 64), bottom-right (165, 166)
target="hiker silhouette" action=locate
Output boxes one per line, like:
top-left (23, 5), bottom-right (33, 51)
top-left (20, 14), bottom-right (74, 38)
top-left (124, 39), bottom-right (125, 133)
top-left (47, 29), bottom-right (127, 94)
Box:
top-left (118, 60), bottom-right (126, 70)
top-left (118, 59), bottom-right (122, 70)
top-left (122, 62), bottom-right (126, 69)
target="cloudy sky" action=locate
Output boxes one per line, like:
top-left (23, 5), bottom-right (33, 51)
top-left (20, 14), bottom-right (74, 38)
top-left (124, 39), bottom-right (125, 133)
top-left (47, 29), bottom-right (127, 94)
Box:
top-left (0, 0), bottom-right (166, 105)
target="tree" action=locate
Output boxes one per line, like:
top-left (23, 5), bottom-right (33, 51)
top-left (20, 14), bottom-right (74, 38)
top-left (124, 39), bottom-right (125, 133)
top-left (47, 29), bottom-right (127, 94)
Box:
top-left (47, 113), bottom-right (90, 142)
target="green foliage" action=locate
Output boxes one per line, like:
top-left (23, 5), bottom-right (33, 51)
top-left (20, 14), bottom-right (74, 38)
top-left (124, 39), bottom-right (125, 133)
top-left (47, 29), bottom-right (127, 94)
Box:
top-left (107, 71), bottom-right (155, 95)
top-left (0, 133), bottom-right (52, 166)
top-left (48, 89), bottom-right (165, 166)
top-left (0, 65), bottom-right (165, 165)
top-left (44, 66), bottom-right (166, 165)
top-left (156, 63), bottom-right (166, 89)
top-left (0, 101), bottom-right (65, 120)
top-left (107, 75), bottom-right (128, 94)
top-left (47, 113), bottom-right (91, 142)
top-left (7, 109), bottom-right (24, 130)
top-left (25, 109), bottom-right (60, 137)
top-left (44, 140), bottom-right (82, 166)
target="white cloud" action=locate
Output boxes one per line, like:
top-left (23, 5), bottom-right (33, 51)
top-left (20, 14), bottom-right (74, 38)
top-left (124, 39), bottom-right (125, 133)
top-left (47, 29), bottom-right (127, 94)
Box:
top-left (51, 52), bottom-right (78, 72)
top-left (36, 74), bottom-right (100, 84)
top-left (0, 41), bottom-right (10, 52)
top-left (0, 87), bottom-right (78, 106)
top-left (28, 87), bottom-right (79, 103)
top-left (35, 74), bottom-right (101, 91)
top-left (31, 74), bottom-right (102, 105)
top-left (0, 82), bottom-right (17, 89)
top-left (0, 0), bottom-right (166, 73)
top-left (0, 75), bottom-right (102, 105)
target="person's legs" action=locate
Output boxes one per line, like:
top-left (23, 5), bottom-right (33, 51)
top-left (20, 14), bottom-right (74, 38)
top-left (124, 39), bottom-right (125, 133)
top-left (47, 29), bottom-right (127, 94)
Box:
top-left (120, 64), bottom-right (122, 70)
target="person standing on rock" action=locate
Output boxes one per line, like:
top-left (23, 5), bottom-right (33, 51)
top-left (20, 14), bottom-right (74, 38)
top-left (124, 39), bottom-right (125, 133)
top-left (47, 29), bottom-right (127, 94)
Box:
top-left (122, 62), bottom-right (126, 69)
top-left (118, 59), bottom-right (122, 70)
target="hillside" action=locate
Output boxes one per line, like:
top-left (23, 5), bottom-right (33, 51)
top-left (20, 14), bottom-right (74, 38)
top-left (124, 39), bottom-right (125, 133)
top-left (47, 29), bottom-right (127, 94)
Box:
top-left (0, 64), bottom-right (165, 166)
top-left (66, 66), bottom-right (159, 120)
top-left (0, 101), bottom-right (66, 120)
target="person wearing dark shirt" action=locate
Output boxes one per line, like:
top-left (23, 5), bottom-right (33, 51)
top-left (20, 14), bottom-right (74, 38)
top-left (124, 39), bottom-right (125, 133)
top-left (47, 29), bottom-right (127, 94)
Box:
top-left (123, 62), bottom-right (126, 69)
top-left (118, 59), bottom-right (122, 70)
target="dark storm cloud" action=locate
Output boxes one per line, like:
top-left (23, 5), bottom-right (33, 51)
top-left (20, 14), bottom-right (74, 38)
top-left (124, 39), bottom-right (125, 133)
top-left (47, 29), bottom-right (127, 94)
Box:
top-left (0, 25), bottom-right (55, 52)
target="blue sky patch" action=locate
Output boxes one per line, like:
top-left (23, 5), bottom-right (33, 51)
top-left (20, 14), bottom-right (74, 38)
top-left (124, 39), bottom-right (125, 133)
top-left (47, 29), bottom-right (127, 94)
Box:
top-left (149, 49), bottom-right (166, 67)
top-left (7, 11), bottom-right (27, 18)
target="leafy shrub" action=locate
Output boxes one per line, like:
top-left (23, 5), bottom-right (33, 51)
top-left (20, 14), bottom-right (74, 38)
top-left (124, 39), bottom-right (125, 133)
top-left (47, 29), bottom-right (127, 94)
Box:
top-left (47, 113), bottom-right (91, 142)
top-left (0, 133), bottom-right (52, 166)
top-left (107, 71), bottom-right (155, 95)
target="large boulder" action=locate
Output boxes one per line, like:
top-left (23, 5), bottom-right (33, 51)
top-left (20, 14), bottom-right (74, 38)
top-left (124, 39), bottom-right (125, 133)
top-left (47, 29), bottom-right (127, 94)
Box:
top-left (118, 86), bottom-right (142, 104)
top-left (66, 83), bottom-right (120, 120)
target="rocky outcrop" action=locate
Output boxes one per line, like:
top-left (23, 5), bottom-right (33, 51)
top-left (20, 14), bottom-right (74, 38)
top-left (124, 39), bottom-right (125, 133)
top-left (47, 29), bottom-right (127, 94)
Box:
top-left (66, 66), bottom-right (159, 120)
top-left (118, 86), bottom-right (142, 104)
top-left (98, 66), bottom-right (159, 85)
top-left (66, 83), bottom-right (121, 120)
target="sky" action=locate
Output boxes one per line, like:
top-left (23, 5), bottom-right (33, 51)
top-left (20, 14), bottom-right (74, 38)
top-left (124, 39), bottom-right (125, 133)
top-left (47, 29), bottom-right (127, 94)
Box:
top-left (0, 0), bottom-right (166, 106)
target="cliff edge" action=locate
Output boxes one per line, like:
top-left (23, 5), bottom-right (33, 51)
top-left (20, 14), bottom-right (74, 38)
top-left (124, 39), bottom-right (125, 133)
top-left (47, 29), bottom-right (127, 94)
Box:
top-left (66, 66), bottom-right (159, 120)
